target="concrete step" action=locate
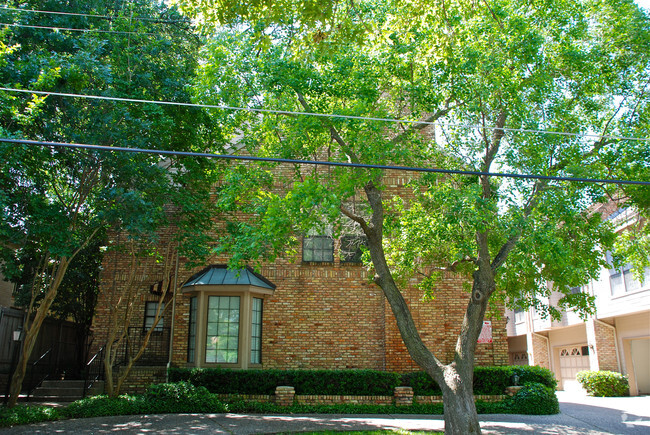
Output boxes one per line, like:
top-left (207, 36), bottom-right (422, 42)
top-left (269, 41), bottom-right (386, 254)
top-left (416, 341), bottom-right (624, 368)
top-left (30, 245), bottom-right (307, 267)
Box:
top-left (31, 380), bottom-right (104, 402)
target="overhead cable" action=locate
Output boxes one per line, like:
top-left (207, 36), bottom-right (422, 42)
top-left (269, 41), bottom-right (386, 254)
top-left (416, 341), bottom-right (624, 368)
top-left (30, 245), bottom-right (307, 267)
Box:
top-left (1, 87), bottom-right (647, 143)
top-left (0, 22), bottom-right (156, 36)
top-left (0, 5), bottom-right (189, 24)
top-left (1, 137), bottom-right (648, 186)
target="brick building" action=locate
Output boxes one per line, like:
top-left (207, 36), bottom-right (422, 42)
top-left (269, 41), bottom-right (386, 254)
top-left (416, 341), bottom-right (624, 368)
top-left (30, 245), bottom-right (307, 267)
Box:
top-left (506, 207), bottom-right (650, 396)
top-left (90, 168), bottom-right (509, 392)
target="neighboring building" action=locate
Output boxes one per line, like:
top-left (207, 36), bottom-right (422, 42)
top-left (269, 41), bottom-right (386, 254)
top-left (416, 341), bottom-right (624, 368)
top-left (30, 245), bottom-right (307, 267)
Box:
top-left (90, 169), bottom-right (509, 392)
top-left (507, 208), bottom-right (650, 396)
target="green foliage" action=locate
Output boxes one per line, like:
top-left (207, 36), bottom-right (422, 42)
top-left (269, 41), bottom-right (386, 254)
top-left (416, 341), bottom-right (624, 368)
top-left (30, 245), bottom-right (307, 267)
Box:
top-left (0, 404), bottom-right (62, 427)
top-left (576, 370), bottom-right (630, 397)
top-left (170, 366), bottom-right (556, 396)
top-left (503, 383), bottom-right (560, 415)
top-left (169, 368), bottom-right (401, 395)
top-left (64, 395), bottom-right (147, 419)
top-left (144, 381), bottom-right (229, 413)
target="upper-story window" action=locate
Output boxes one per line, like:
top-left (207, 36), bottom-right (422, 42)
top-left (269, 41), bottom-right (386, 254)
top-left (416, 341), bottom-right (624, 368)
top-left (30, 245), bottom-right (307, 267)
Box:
top-left (340, 234), bottom-right (367, 263)
top-left (514, 308), bottom-right (525, 323)
top-left (609, 265), bottom-right (650, 296)
top-left (303, 235), bottom-right (334, 262)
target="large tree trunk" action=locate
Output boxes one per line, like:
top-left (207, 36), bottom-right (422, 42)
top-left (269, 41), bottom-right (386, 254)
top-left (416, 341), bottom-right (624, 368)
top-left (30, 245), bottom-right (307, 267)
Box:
top-left (439, 364), bottom-right (481, 434)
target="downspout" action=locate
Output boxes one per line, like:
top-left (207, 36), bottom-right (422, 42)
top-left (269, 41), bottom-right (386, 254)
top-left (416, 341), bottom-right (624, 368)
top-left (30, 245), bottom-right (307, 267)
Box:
top-left (166, 251), bottom-right (180, 382)
top-left (594, 318), bottom-right (621, 373)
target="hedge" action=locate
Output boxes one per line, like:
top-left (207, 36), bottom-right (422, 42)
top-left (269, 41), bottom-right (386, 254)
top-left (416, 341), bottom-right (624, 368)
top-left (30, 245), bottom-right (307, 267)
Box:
top-left (169, 365), bottom-right (557, 396)
top-left (576, 370), bottom-right (629, 397)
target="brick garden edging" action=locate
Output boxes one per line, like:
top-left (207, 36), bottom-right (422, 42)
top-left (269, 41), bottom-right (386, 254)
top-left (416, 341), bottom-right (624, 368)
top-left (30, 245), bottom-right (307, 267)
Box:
top-left (212, 386), bottom-right (507, 406)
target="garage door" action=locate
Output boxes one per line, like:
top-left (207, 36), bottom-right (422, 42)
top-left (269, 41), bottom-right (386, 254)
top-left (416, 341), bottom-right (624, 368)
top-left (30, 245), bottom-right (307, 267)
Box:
top-left (559, 345), bottom-right (591, 391)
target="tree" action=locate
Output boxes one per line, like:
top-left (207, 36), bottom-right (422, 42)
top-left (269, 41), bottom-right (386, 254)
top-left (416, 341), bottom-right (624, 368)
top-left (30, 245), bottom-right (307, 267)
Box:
top-left (0, 0), bottom-right (219, 407)
top-left (179, 0), bottom-right (650, 432)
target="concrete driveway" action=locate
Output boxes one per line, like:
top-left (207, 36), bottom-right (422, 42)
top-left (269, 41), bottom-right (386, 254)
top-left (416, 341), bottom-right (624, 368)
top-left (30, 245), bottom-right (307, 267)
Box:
top-left (1, 390), bottom-right (648, 434)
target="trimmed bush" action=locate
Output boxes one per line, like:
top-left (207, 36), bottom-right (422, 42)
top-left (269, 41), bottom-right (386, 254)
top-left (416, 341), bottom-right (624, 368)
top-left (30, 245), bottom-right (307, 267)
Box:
top-left (144, 381), bottom-right (229, 413)
top-left (169, 368), bottom-right (401, 396)
top-left (64, 395), bottom-right (146, 418)
top-left (505, 382), bottom-right (560, 415)
top-left (170, 366), bottom-right (556, 397)
top-left (576, 370), bottom-right (629, 397)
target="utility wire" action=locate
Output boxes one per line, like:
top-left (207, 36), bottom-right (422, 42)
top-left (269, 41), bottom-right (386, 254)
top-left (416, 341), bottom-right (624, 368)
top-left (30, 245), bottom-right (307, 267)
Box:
top-left (0, 22), bottom-right (157, 36)
top-left (1, 87), bottom-right (648, 143)
top-left (1, 137), bottom-right (648, 186)
top-left (0, 5), bottom-right (190, 24)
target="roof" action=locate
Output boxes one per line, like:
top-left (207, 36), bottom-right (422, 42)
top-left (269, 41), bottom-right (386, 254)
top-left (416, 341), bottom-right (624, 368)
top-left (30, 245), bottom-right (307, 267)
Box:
top-left (182, 265), bottom-right (276, 290)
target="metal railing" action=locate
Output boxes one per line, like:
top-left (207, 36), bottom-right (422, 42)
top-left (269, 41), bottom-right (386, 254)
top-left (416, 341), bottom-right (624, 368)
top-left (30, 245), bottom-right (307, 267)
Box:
top-left (83, 345), bottom-right (105, 398)
top-left (120, 327), bottom-right (170, 366)
top-left (26, 347), bottom-right (52, 401)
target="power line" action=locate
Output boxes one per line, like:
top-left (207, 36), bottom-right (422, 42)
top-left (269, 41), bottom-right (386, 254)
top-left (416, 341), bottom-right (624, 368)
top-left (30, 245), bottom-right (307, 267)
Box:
top-left (0, 22), bottom-right (156, 36)
top-left (0, 5), bottom-right (190, 24)
top-left (1, 87), bottom-right (647, 143)
top-left (1, 137), bottom-right (648, 186)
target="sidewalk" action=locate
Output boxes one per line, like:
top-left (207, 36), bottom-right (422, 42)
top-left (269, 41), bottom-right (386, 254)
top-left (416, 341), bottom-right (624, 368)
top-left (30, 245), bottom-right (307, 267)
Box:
top-left (1, 391), bottom-right (649, 434)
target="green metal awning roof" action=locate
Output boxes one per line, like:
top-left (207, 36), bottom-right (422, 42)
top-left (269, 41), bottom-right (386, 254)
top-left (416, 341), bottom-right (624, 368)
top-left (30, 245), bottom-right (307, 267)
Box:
top-left (182, 265), bottom-right (276, 290)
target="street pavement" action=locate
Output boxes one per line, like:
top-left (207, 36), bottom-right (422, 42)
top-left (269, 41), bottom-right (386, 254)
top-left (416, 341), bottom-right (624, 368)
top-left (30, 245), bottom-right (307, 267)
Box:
top-left (1, 390), bottom-right (649, 434)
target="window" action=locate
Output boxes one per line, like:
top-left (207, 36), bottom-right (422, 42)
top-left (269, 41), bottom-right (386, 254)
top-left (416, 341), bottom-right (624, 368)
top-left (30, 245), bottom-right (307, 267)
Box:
top-left (182, 265), bottom-right (275, 368)
top-left (514, 308), bottom-right (525, 323)
top-left (206, 296), bottom-right (240, 364)
top-left (251, 298), bottom-right (263, 364)
top-left (303, 235), bottom-right (334, 262)
top-left (144, 301), bottom-right (164, 331)
top-left (340, 235), bottom-right (367, 263)
top-left (188, 297), bottom-right (197, 363)
top-left (610, 266), bottom-right (650, 296)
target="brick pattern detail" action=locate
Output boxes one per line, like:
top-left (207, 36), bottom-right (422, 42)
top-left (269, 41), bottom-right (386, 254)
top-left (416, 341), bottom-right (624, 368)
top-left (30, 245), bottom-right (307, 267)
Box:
top-left (384, 272), bottom-right (508, 370)
top-left (296, 395), bottom-right (393, 405)
top-left (274, 386), bottom-right (295, 406)
top-left (591, 321), bottom-right (618, 372)
top-left (528, 334), bottom-right (550, 369)
top-left (394, 386), bottom-right (414, 406)
top-left (112, 366), bottom-right (167, 395)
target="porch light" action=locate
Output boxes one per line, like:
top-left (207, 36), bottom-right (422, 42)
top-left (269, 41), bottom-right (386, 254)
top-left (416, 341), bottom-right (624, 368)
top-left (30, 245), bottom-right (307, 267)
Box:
top-left (13, 326), bottom-right (23, 342)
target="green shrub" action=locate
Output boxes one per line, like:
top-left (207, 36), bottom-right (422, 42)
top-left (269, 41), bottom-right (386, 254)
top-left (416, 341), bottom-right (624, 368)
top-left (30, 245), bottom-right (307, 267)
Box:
top-left (170, 368), bottom-right (400, 396)
top-left (144, 381), bottom-right (228, 413)
top-left (504, 382), bottom-right (559, 415)
top-left (576, 370), bottom-right (629, 397)
top-left (64, 395), bottom-right (146, 418)
top-left (170, 366), bottom-right (556, 397)
top-left (401, 371), bottom-right (442, 395)
top-left (0, 404), bottom-right (61, 427)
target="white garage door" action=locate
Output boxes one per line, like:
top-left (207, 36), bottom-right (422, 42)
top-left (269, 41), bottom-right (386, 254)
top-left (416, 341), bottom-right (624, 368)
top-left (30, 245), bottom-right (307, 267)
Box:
top-left (559, 345), bottom-right (591, 391)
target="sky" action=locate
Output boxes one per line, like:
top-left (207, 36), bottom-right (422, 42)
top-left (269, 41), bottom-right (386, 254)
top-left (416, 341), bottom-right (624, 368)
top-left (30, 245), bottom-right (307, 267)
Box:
top-left (635, 0), bottom-right (650, 10)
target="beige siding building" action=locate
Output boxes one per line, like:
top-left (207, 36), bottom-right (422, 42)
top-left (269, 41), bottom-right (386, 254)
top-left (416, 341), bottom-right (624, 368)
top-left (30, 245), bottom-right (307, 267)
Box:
top-left (507, 208), bottom-right (650, 396)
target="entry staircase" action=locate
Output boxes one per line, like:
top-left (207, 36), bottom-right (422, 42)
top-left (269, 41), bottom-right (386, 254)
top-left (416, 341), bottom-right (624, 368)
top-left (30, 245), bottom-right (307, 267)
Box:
top-left (30, 379), bottom-right (104, 402)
